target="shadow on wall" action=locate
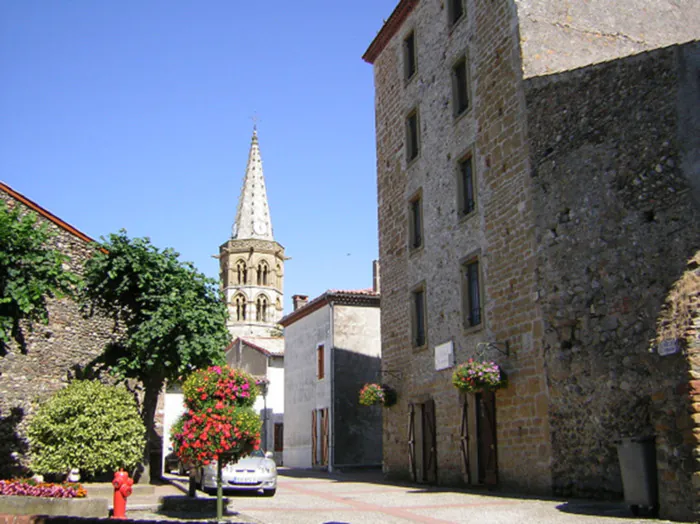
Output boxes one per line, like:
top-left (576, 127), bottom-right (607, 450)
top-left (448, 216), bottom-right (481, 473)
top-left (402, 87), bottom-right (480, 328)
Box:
top-left (0, 406), bottom-right (29, 479)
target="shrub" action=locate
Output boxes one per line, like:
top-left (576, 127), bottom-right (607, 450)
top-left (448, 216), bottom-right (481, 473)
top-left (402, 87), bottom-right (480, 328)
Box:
top-left (27, 380), bottom-right (146, 477)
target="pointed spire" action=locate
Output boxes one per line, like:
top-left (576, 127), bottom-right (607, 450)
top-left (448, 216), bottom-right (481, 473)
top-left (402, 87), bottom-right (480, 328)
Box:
top-left (232, 127), bottom-right (274, 241)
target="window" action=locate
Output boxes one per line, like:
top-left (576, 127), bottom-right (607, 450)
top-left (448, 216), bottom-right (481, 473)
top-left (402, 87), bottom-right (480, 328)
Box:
top-left (256, 295), bottom-right (268, 322)
top-left (457, 154), bottom-right (476, 216)
top-left (462, 258), bottom-right (482, 328)
top-left (257, 261), bottom-right (269, 285)
top-left (274, 423), bottom-right (284, 452)
top-left (448, 0), bottom-right (465, 26)
top-left (234, 294), bottom-right (247, 321)
top-left (411, 285), bottom-right (427, 347)
top-left (452, 56), bottom-right (470, 116)
top-left (408, 192), bottom-right (423, 250)
top-left (406, 109), bottom-right (420, 163)
top-left (317, 344), bottom-right (325, 379)
top-left (236, 260), bottom-right (247, 284)
top-left (403, 31), bottom-right (416, 81)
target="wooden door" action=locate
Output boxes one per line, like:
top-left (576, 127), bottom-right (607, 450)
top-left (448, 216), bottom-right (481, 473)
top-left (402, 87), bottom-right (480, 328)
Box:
top-left (476, 391), bottom-right (498, 485)
top-left (408, 403), bottom-right (416, 481)
top-left (320, 408), bottom-right (329, 466)
top-left (311, 409), bottom-right (318, 465)
top-left (422, 399), bottom-right (437, 483)
top-left (460, 397), bottom-right (472, 484)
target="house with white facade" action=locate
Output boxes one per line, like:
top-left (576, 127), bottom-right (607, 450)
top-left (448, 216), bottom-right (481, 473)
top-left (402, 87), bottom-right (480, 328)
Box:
top-left (281, 276), bottom-right (381, 470)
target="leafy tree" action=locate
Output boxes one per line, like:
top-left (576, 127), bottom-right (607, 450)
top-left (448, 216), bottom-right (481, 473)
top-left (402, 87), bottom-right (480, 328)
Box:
top-left (81, 231), bottom-right (231, 480)
top-left (0, 201), bottom-right (80, 355)
top-left (27, 380), bottom-right (146, 477)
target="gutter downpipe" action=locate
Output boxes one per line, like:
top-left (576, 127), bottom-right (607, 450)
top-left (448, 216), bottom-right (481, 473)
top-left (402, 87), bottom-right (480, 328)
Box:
top-left (328, 299), bottom-right (335, 473)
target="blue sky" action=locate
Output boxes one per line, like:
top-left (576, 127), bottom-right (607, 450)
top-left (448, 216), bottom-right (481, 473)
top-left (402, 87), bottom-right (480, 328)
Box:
top-left (1, 1), bottom-right (397, 311)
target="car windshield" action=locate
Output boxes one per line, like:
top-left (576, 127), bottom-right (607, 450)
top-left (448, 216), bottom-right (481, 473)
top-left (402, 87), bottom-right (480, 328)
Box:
top-left (248, 449), bottom-right (264, 459)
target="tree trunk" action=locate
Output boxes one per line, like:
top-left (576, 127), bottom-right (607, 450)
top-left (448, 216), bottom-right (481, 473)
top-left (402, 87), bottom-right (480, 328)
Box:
top-left (139, 379), bottom-right (163, 484)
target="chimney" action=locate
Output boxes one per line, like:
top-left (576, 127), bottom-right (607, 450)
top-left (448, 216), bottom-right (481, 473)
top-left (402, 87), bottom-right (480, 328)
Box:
top-left (292, 294), bottom-right (309, 311)
top-left (372, 260), bottom-right (381, 293)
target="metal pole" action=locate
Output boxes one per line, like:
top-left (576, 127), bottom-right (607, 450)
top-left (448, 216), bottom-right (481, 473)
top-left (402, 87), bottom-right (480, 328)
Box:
top-left (216, 459), bottom-right (223, 521)
top-left (263, 388), bottom-right (268, 452)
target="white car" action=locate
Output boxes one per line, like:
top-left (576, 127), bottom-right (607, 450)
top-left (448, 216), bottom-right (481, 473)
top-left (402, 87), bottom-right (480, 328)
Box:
top-left (194, 449), bottom-right (277, 497)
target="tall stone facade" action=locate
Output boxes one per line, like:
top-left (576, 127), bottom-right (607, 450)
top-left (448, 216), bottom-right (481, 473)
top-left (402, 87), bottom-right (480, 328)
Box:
top-left (364, 0), bottom-right (699, 520)
top-left (0, 183), bottom-right (116, 478)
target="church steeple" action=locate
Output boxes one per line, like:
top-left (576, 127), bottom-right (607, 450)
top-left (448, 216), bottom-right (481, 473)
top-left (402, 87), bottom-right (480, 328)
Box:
top-left (219, 127), bottom-right (286, 340)
top-left (232, 127), bottom-right (274, 241)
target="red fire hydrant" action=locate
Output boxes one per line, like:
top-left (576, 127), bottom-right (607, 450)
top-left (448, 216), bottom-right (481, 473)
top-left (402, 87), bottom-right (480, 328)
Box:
top-left (112, 469), bottom-right (133, 519)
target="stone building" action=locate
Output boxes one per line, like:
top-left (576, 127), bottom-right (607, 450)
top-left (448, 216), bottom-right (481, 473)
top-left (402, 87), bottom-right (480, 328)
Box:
top-left (0, 182), bottom-right (116, 478)
top-left (280, 284), bottom-right (381, 470)
top-left (363, 0), bottom-right (700, 520)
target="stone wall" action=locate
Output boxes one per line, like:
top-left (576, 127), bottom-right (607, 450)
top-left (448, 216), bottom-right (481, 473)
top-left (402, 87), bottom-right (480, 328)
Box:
top-left (0, 188), bottom-right (116, 479)
top-left (525, 42), bottom-right (700, 519)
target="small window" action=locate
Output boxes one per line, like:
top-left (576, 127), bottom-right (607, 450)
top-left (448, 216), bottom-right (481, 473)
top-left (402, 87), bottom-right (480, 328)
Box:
top-left (256, 295), bottom-right (268, 322)
top-left (234, 294), bottom-right (247, 321)
top-left (257, 261), bottom-right (269, 286)
top-left (411, 285), bottom-right (427, 347)
top-left (317, 344), bottom-right (325, 379)
top-left (403, 31), bottom-right (416, 81)
top-left (236, 260), bottom-right (247, 284)
top-left (457, 154), bottom-right (476, 216)
top-left (408, 192), bottom-right (423, 250)
top-left (274, 423), bottom-right (284, 452)
top-left (462, 258), bottom-right (482, 327)
top-left (406, 109), bottom-right (420, 163)
top-left (448, 0), bottom-right (465, 26)
top-left (452, 56), bottom-right (470, 116)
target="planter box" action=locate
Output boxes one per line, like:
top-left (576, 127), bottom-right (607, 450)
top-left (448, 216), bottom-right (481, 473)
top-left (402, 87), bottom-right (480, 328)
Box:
top-left (0, 495), bottom-right (108, 518)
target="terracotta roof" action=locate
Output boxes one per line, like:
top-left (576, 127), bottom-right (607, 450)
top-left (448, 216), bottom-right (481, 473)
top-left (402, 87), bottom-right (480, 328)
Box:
top-left (362, 0), bottom-right (418, 64)
top-left (225, 337), bottom-right (284, 357)
top-left (0, 181), bottom-right (96, 244)
top-left (280, 289), bottom-right (380, 327)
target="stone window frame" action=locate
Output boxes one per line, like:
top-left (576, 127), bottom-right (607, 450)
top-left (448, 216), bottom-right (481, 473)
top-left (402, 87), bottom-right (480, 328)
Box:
top-left (447, 0), bottom-right (465, 28)
top-left (451, 52), bottom-right (471, 118)
top-left (410, 281), bottom-right (428, 350)
top-left (234, 292), bottom-right (248, 321)
top-left (403, 29), bottom-right (417, 84)
top-left (235, 259), bottom-right (248, 285)
top-left (408, 188), bottom-right (424, 254)
top-left (255, 293), bottom-right (269, 322)
top-left (456, 149), bottom-right (477, 220)
top-left (405, 107), bottom-right (421, 166)
top-left (256, 260), bottom-right (270, 286)
top-left (460, 252), bottom-right (484, 332)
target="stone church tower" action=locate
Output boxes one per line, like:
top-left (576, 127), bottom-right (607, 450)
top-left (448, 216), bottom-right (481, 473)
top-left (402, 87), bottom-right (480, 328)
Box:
top-left (219, 128), bottom-right (286, 339)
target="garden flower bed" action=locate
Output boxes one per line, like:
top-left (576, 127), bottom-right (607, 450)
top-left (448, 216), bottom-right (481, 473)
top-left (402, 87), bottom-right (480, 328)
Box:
top-left (0, 479), bottom-right (108, 518)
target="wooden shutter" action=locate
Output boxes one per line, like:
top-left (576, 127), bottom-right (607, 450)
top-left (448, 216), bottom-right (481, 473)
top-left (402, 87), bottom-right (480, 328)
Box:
top-left (460, 397), bottom-right (471, 484)
top-left (312, 409), bottom-right (318, 465)
top-left (408, 403), bottom-right (416, 482)
top-left (423, 399), bottom-right (437, 483)
top-left (321, 408), bottom-right (329, 466)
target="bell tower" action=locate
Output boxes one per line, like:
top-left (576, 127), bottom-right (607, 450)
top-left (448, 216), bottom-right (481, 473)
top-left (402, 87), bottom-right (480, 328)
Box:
top-left (220, 128), bottom-right (285, 338)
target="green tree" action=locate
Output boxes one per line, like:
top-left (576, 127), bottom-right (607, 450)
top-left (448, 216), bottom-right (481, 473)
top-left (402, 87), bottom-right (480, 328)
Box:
top-left (81, 231), bottom-right (231, 481)
top-left (0, 201), bottom-right (80, 355)
top-left (27, 380), bottom-right (146, 477)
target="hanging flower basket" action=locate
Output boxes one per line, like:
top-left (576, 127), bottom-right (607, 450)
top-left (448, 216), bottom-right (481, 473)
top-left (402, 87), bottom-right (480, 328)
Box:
top-left (452, 359), bottom-right (507, 393)
top-left (358, 383), bottom-right (397, 407)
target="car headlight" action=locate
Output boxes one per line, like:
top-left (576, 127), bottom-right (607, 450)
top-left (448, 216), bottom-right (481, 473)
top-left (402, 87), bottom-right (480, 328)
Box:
top-left (257, 466), bottom-right (272, 474)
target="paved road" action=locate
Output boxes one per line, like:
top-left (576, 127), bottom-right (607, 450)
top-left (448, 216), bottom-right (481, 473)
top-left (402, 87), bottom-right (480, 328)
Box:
top-left (142, 469), bottom-right (678, 524)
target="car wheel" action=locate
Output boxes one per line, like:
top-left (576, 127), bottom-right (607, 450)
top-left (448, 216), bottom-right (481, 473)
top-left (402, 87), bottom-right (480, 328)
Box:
top-left (262, 488), bottom-right (276, 497)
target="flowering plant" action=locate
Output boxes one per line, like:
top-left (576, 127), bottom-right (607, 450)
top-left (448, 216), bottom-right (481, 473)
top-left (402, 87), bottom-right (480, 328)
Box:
top-left (182, 365), bottom-right (258, 411)
top-left (172, 405), bottom-right (261, 466)
top-left (452, 359), bottom-right (507, 393)
top-left (358, 383), bottom-right (397, 407)
top-left (0, 479), bottom-right (86, 498)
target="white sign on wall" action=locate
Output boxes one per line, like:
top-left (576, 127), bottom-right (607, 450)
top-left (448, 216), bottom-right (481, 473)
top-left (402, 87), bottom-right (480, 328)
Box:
top-left (435, 340), bottom-right (455, 371)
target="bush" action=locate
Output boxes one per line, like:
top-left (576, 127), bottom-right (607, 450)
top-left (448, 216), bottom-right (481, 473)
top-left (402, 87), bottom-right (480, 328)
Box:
top-left (27, 380), bottom-right (146, 477)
